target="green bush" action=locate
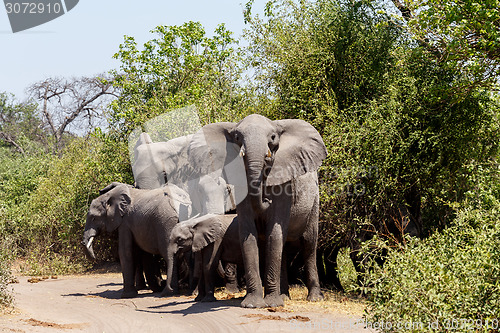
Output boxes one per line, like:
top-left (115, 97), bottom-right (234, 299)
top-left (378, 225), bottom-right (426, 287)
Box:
top-left (0, 243), bottom-right (13, 310)
top-left (364, 164), bottom-right (500, 332)
top-left (0, 134), bottom-right (132, 275)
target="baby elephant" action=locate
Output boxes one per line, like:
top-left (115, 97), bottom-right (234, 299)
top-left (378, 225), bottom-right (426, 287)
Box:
top-left (166, 214), bottom-right (242, 302)
top-left (82, 182), bottom-right (191, 298)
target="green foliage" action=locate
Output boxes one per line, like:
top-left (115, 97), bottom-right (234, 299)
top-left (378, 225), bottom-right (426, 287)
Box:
top-left (0, 92), bottom-right (47, 154)
top-left (245, 0), bottom-right (500, 246)
top-left (0, 240), bottom-right (13, 310)
top-left (0, 135), bottom-right (132, 274)
top-left (364, 164), bottom-right (500, 332)
top-left (0, 147), bottom-right (50, 208)
top-left (337, 247), bottom-right (358, 293)
top-left (405, 0), bottom-right (500, 91)
top-left (110, 21), bottom-right (247, 138)
top-left (245, 0), bottom-right (402, 122)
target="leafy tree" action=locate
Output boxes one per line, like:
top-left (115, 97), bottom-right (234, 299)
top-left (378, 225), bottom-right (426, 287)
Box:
top-left (244, 0), bottom-right (402, 123)
top-left (110, 21), bottom-right (246, 139)
top-left (0, 92), bottom-right (45, 155)
top-left (244, 0), bottom-right (500, 287)
top-left (391, 0), bottom-right (500, 92)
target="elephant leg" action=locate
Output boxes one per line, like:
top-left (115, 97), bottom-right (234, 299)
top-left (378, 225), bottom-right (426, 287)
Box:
top-left (191, 251), bottom-right (201, 296)
top-left (201, 242), bottom-right (221, 302)
top-left (318, 246), bottom-right (343, 291)
top-left (239, 206), bottom-right (265, 308)
top-left (224, 262), bottom-right (239, 294)
top-left (133, 245), bottom-right (147, 291)
top-left (263, 194), bottom-right (292, 308)
top-left (302, 198), bottom-right (324, 302)
top-left (119, 230), bottom-right (138, 298)
top-left (194, 251), bottom-right (208, 301)
top-left (237, 265), bottom-right (246, 290)
top-left (143, 254), bottom-right (164, 293)
top-left (280, 250), bottom-right (290, 300)
top-left (263, 221), bottom-right (287, 307)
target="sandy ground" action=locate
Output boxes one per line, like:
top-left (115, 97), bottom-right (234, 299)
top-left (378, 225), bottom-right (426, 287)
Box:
top-left (0, 273), bottom-right (372, 333)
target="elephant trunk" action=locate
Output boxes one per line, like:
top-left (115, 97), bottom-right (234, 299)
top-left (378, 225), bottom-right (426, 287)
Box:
top-left (165, 243), bottom-right (177, 294)
top-left (82, 227), bottom-right (97, 260)
top-left (245, 144), bottom-right (271, 214)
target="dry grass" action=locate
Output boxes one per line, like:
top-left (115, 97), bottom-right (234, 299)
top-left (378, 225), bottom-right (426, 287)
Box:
top-left (214, 285), bottom-right (366, 316)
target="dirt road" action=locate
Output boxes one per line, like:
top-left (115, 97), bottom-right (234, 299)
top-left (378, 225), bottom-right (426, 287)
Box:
top-left (0, 273), bottom-right (371, 332)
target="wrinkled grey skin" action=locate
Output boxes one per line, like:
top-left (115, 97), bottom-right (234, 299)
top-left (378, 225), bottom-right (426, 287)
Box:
top-left (82, 183), bottom-right (183, 298)
top-left (189, 114), bottom-right (327, 308)
top-left (132, 133), bottom-right (236, 217)
top-left (166, 214), bottom-right (241, 302)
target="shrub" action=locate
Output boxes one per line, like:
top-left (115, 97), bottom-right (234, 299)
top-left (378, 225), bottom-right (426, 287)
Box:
top-left (0, 134), bottom-right (132, 275)
top-left (0, 245), bottom-right (13, 310)
top-left (364, 164), bottom-right (500, 332)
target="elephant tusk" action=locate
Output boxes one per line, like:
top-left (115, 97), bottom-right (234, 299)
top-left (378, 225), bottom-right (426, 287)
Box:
top-left (266, 148), bottom-right (272, 158)
top-left (239, 147), bottom-right (245, 157)
top-left (86, 236), bottom-right (94, 249)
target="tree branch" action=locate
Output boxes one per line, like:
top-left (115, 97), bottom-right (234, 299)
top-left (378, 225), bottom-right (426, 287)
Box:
top-left (391, 0), bottom-right (412, 20)
top-left (0, 131), bottom-right (25, 155)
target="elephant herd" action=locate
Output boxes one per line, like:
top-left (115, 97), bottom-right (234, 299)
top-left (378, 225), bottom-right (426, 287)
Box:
top-left (82, 114), bottom-right (327, 308)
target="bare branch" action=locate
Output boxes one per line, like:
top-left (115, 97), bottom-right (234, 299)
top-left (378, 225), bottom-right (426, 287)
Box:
top-left (27, 74), bottom-right (119, 152)
top-left (0, 131), bottom-right (25, 155)
top-left (391, 0), bottom-right (412, 20)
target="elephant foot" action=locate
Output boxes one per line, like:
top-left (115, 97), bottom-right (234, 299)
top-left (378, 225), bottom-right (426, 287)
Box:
top-left (307, 287), bottom-right (324, 302)
top-left (201, 294), bottom-right (217, 302)
top-left (281, 292), bottom-right (290, 301)
top-left (160, 287), bottom-right (177, 297)
top-left (264, 292), bottom-right (284, 308)
top-left (225, 284), bottom-right (240, 294)
top-left (194, 293), bottom-right (205, 302)
top-left (149, 284), bottom-right (163, 293)
top-left (135, 282), bottom-right (148, 291)
top-left (121, 289), bottom-right (138, 298)
top-left (241, 292), bottom-right (266, 308)
top-left (148, 278), bottom-right (165, 293)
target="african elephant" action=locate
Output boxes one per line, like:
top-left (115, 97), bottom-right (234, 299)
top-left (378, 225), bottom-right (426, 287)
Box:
top-left (165, 214), bottom-right (242, 302)
top-left (82, 182), bottom-right (189, 298)
top-left (188, 114), bottom-right (327, 308)
top-left (132, 133), bottom-right (236, 217)
top-left (98, 182), bottom-right (167, 292)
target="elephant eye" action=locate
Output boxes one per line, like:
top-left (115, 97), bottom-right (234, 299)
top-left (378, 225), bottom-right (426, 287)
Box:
top-left (271, 134), bottom-right (276, 141)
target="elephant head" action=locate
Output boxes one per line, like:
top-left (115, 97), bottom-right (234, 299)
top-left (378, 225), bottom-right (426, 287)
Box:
top-left (82, 183), bottom-right (132, 260)
top-left (189, 114), bottom-right (327, 213)
top-left (132, 134), bottom-right (193, 189)
top-left (165, 214), bottom-right (227, 293)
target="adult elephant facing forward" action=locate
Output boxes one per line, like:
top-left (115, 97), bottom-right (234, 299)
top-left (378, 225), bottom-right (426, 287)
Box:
top-left (189, 114), bottom-right (327, 308)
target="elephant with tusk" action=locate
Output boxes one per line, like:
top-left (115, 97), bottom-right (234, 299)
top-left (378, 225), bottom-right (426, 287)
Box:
top-left (82, 182), bottom-right (191, 298)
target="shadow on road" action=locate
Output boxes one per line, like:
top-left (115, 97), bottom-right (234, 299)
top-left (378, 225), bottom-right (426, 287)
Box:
top-left (137, 298), bottom-right (244, 316)
top-left (63, 289), bottom-right (160, 300)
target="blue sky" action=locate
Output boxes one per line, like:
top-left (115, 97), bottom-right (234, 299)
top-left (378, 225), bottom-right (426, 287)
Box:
top-left (0, 1), bottom-right (267, 101)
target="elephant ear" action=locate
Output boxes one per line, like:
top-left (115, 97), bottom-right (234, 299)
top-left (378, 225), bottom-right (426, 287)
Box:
top-left (105, 185), bottom-right (132, 233)
top-left (267, 119), bottom-right (327, 186)
top-left (188, 122), bottom-right (239, 177)
top-left (192, 215), bottom-right (228, 252)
